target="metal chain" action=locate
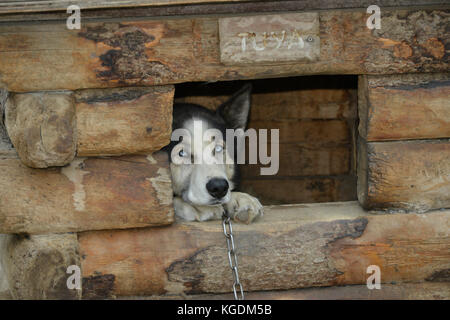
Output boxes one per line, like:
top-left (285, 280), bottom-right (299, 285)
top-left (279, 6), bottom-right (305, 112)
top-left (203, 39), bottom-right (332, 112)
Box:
top-left (222, 213), bottom-right (244, 300)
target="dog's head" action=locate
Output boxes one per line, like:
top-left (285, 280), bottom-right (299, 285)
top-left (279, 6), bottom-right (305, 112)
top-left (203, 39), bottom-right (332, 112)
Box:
top-left (166, 84), bottom-right (252, 206)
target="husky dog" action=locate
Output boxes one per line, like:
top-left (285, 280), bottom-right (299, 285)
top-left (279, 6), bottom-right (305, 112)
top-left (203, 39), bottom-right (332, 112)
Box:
top-left (165, 84), bottom-right (263, 223)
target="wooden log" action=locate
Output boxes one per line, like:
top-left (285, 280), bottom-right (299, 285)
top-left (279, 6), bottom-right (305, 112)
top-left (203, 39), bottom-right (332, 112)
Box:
top-left (5, 92), bottom-right (77, 168)
top-left (1, 1), bottom-right (448, 19)
top-left (357, 138), bottom-right (450, 212)
top-left (176, 86), bottom-right (357, 120)
top-left (237, 283), bottom-right (450, 300)
top-left (0, 152), bottom-right (174, 234)
top-left (0, 8), bottom-right (448, 92)
top-left (240, 176), bottom-right (356, 204)
top-left (3, 86), bottom-right (174, 163)
top-left (75, 86), bottom-right (174, 156)
top-left (0, 235), bottom-right (10, 299)
top-left (125, 282), bottom-right (450, 300)
top-left (0, 0), bottom-right (256, 14)
top-left (0, 89), bottom-right (14, 156)
top-left (241, 144), bottom-right (351, 177)
top-left (79, 202), bottom-right (450, 297)
top-left (2, 0), bottom-right (448, 15)
top-left (250, 88), bottom-right (357, 121)
top-left (1, 233), bottom-right (81, 300)
top-left (359, 74), bottom-right (450, 141)
top-left (249, 120), bottom-right (350, 145)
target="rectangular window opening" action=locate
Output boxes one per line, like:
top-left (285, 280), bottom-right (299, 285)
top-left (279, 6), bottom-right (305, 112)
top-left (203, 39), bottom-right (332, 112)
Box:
top-left (174, 75), bottom-right (358, 205)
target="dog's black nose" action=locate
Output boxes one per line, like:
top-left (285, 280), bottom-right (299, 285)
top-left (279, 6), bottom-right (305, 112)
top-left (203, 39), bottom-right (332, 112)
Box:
top-left (206, 178), bottom-right (229, 199)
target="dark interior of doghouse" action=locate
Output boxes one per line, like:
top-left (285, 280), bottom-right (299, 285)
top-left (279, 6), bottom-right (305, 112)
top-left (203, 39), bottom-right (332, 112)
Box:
top-left (175, 75), bottom-right (358, 205)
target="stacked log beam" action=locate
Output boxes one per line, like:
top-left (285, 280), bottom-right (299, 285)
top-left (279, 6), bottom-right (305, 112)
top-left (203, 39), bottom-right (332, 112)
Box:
top-left (1, 202), bottom-right (449, 299)
top-left (0, 8), bottom-right (448, 92)
top-left (75, 86), bottom-right (173, 157)
top-left (121, 283), bottom-right (450, 300)
top-left (0, 84), bottom-right (176, 298)
top-left (0, 86), bottom-right (175, 234)
top-left (2, 202), bottom-right (448, 299)
top-left (4, 86), bottom-right (174, 168)
top-left (357, 74), bottom-right (450, 212)
top-left (0, 152), bottom-right (174, 234)
top-left (70, 203), bottom-right (450, 298)
top-left (1, 0), bottom-right (448, 16)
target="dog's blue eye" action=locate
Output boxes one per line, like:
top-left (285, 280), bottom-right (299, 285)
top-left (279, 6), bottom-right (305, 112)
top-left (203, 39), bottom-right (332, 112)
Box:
top-left (179, 150), bottom-right (187, 157)
top-left (215, 145), bottom-right (223, 153)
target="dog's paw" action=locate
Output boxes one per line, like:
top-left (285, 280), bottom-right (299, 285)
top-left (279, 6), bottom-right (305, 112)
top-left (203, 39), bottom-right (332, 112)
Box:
top-left (173, 197), bottom-right (224, 222)
top-left (224, 192), bottom-right (264, 224)
top-left (173, 197), bottom-right (198, 221)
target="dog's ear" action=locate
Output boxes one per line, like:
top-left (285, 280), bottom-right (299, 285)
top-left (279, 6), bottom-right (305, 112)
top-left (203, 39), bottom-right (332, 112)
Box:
top-left (217, 83), bottom-right (252, 130)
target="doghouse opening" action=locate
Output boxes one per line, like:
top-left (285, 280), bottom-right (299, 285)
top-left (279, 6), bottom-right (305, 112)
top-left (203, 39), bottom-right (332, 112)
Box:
top-left (174, 75), bottom-right (358, 205)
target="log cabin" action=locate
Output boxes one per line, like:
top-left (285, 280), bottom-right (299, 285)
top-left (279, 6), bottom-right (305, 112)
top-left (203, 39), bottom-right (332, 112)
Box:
top-left (0, 0), bottom-right (449, 300)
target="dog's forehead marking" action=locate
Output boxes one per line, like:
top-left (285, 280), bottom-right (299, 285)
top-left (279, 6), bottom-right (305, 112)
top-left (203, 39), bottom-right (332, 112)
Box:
top-left (183, 117), bottom-right (213, 133)
top-left (183, 117), bottom-right (216, 148)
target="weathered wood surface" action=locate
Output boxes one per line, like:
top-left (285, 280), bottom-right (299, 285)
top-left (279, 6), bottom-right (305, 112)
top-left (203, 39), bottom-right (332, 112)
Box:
top-left (0, 8), bottom-right (448, 92)
top-left (2, 86), bottom-right (174, 164)
top-left (219, 12), bottom-right (320, 64)
top-left (195, 283), bottom-right (450, 300)
top-left (1, 0), bottom-right (447, 17)
top-left (0, 235), bottom-right (10, 300)
top-left (75, 86), bottom-right (173, 156)
top-left (359, 74), bottom-right (450, 141)
top-left (79, 202), bottom-right (450, 297)
top-left (0, 0), bottom-right (254, 13)
top-left (1, 233), bottom-right (80, 300)
top-left (251, 87), bottom-right (356, 121)
top-left (357, 139), bottom-right (450, 212)
top-left (241, 144), bottom-right (351, 177)
top-left (248, 119), bottom-right (350, 144)
top-left (240, 176), bottom-right (356, 204)
top-left (177, 86), bottom-right (356, 120)
top-left (125, 283), bottom-right (450, 300)
top-left (5, 92), bottom-right (77, 168)
top-left (0, 152), bottom-right (174, 234)
top-left (0, 89), bottom-right (14, 156)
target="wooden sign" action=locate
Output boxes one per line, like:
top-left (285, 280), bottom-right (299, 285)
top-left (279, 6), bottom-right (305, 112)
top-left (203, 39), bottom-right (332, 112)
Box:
top-left (219, 13), bottom-right (320, 65)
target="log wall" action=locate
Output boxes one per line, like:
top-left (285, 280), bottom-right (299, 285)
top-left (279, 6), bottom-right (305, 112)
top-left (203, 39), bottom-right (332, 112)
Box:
top-left (3, 202), bottom-right (449, 299)
top-left (0, 113), bottom-right (174, 234)
top-left (357, 74), bottom-right (450, 212)
top-left (0, 5), bottom-right (449, 300)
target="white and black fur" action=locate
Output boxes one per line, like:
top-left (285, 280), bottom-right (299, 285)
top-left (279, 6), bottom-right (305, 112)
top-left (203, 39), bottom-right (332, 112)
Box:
top-left (165, 84), bottom-right (263, 223)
